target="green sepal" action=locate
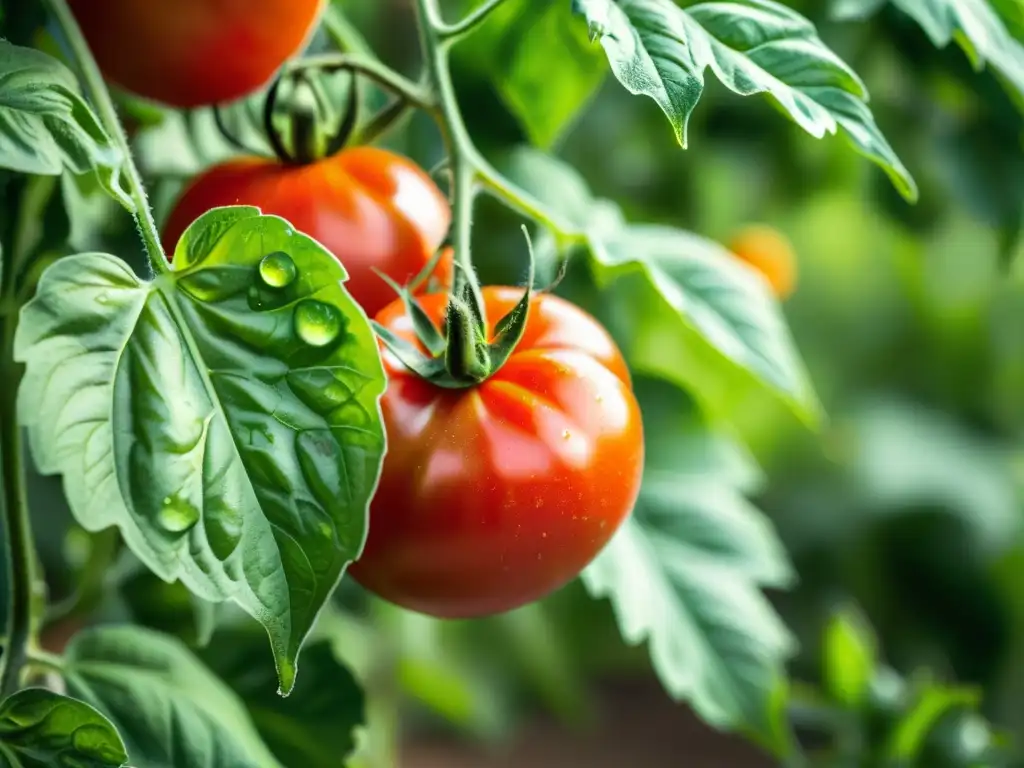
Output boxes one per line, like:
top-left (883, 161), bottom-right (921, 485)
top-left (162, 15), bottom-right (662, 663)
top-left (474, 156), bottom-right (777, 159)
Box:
top-left (287, 76), bottom-right (325, 165)
top-left (373, 318), bottom-right (495, 391)
top-left (373, 234), bottom-right (537, 389)
top-left (375, 270), bottom-right (446, 357)
top-left (453, 263), bottom-right (488, 332)
top-left (324, 73), bottom-right (361, 158)
top-left (372, 320), bottom-right (448, 380)
top-left (408, 246), bottom-right (448, 293)
top-left (444, 292), bottom-right (492, 383)
top-left (486, 230), bottom-right (536, 371)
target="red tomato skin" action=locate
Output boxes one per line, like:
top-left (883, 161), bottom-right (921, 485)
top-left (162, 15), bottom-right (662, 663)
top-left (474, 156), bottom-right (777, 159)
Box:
top-left (163, 148), bottom-right (453, 317)
top-left (350, 288), bottom-right (645, 618)
top-left (69, 0), bottom-right (323, 108)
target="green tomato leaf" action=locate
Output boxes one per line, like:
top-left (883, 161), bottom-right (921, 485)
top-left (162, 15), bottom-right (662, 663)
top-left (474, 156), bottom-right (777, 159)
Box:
top-left (823, 605), bottom-right (877, 709)
top-left (836, 0), bottom-right (1024, 107)
top-left (200, 629), bottom-right (365, 768)
top-left (0, 688), bottom-right (128, 768)
top-left (0, 41), bottom-right (130, 209)
top-left (991, 0), bottom-right (1024, 40)
top-left (572, 0), bottom-right (917, 200)
top-left (14, 206), bottom-right (387, 694)
top-left (500, 147), bottom-right (819, 429)
top-left (59, 625), bottom-right (279, 768)
top-left (586, 223), bottom-right (822, 428)
top-left (495, 146), bottom-right (607, 232)
top-left (455, 0), bottom-right (607, 148)
top-left (582, 376), bottom-right (796, 750)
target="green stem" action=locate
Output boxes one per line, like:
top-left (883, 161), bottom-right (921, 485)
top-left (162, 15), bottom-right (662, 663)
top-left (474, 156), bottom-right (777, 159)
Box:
top-left (24, 648), bottom-right (65, 675)
top-left (321, 2), bottom-right (377, 58)
top-left (289, 53), bottom-right (438, 116)
top-left (437, 0), bottom-right (509, 40)
top-left (5, 176), bottom-right (58, 301)
top-left (413, 0), bottom-right (488, 322)
top-left (476, 159), bottom-right (588, 250)
top-left (351, 97), bottom-right (415, 147)
top-left (0, 317), bottom-right (35, 697)
top-left (44, 0), bottom-right (168, 276)
top-left (412, 0), bottom-right (589, 296)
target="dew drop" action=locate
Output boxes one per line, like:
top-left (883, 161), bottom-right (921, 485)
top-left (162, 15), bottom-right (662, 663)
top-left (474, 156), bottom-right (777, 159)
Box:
top-left (294, 300), bottom-right (343, 347)
top-left (247, 286), bottom-right (266, 311)
top-left (259, 251), bottom-right (298, 289)
top-left (158, 496), bottom-right (199, 533)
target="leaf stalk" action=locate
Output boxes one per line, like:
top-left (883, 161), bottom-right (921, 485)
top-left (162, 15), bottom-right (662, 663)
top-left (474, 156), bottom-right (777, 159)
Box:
top-left (0, 318), bottom-right (36, 697)
top-left (43, 0), bottom-right (170, 277)
top-left (436, 0), bottom-right (510, 40)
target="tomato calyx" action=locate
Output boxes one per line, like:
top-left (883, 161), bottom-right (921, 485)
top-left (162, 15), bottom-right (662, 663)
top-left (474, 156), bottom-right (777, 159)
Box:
top-left (265, 69), bottom-right (360, 166)
top-left (213, 66), bottom-right (360, 167)
top-left (372, 245), bottom-right (535, 389)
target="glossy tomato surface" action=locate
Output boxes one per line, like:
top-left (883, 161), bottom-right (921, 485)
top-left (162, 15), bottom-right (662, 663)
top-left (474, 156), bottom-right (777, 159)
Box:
top-left (350, 288), bottom-right (645, 618)
top-left (69, 0), bottom-right (322, 107)
top-left (163, 147), bottom-right (453, 317)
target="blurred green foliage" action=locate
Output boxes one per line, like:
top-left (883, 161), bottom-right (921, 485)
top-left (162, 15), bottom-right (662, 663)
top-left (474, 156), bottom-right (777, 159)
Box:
top-left (5, 0), bottom-right (1024, 765)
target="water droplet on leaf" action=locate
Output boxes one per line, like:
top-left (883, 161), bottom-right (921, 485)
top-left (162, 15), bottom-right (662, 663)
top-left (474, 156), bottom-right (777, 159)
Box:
top-left (247, 286), bottom-right (265, 311)
top-left (158, 496), bottom-right (199, 533)
top-left (294, 300), bottom-right (342, 347)
top-left (259, 251), bottom-right (298, 288)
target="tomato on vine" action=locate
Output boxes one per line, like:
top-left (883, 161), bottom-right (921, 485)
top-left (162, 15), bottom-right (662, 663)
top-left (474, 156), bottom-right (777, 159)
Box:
top-left (161, 66), bottom-right (453, 317)
top-left (68, 0), bottom-right (323, 108)
top-left (164, 147), bottom-right (453, 317)
top-left (350, 287), bottom-right (644, 618)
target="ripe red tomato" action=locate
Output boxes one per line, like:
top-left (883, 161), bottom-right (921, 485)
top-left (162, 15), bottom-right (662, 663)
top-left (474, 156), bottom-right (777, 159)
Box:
top-left (350, 288), bottom-right (645, 618)
top-left (69, 0), bottom-right (323, 107)
top-left (163, 147), bottom-right (453, 317)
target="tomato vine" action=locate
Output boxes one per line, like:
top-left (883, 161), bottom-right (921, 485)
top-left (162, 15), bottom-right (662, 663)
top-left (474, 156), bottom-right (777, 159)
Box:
top-left (0, 314), bottom-right (30, 698)
top-left (43, 0), bottom-right (164, 273)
